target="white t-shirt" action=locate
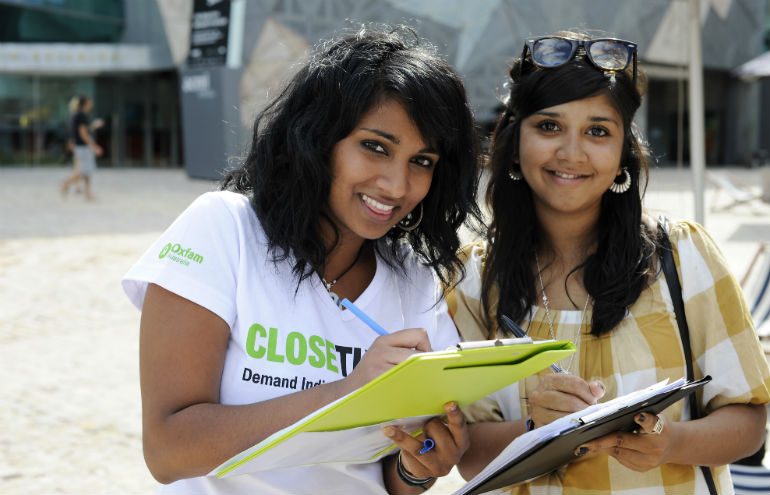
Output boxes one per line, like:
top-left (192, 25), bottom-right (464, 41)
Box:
top-left (122, 191), bottom-right (460, 495)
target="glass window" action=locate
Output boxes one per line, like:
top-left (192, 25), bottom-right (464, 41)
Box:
top-left (0, 0), bottom-right (124, 42)
top-left (0, 72), bottom-right (182, 167)
top-left (0, 74), bottom-right (94, 164)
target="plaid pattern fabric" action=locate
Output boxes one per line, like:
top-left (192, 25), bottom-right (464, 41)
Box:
top-left (447, 221), bottom-right (770, 494)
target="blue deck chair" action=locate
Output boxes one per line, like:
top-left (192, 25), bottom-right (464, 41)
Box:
top-left (730, 243), bottom-right (770, 493)
top-left (742, 243), bottom-right (770, 339)
top-left (732, 463), bottom-right (770, 494)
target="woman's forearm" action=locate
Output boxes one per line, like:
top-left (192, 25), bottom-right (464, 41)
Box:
top-left (458, 421), bottom-right (524, 480)
top-left (666, 403), bottom-right (767, 466)
top-left (382, 454), bottom-right (435, 494)
top-left (143, 378), bottom-right (352, 483)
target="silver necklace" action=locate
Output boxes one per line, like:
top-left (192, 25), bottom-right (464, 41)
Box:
top-left (319, 248), bottom-right (363, 306)
top-left (535, 253), bottom-right (591, 371)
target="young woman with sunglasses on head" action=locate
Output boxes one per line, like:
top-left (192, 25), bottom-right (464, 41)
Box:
top-left (449, 32), bottom-right (770, 493)
top-left (122, 26), bottom-right (481, 494)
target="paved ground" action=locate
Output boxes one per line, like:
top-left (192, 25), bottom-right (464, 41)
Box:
top-left (1, 165), bottom-right (769, 494)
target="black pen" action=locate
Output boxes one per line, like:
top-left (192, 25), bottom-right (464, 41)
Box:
top-left (500, 314), bottom-right (568, 374)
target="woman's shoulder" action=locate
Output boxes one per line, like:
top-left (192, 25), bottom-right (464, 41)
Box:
top-left (665, 219), bottom-right (732, 279)
top-left (666, 220), bottom-right (720, 254)
top-left (180, 190), bottom-right (266, 243)
top-left (450, 241), bottom-right (489, 298)
top-left (458, 240), bottom-right (488, 268)
top-left (191, 190), bottom-right (251, 212)
top-left (650, 215), bottom-right (717, 252)
top-left (666, 219), bottom-right (706, 240)
top-left (188, 190), bottom-right (257, 223)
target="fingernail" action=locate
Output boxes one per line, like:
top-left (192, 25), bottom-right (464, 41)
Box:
top-left (574, 446), bottom-right (589, 457)
top-left (638, 413), bottom-right (646, 422)
top-left (445, 402), bottom-right (458, 412)
top-left (384, 427), bottom-right (396, 438)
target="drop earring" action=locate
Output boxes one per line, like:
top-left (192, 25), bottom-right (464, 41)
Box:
top-left (508, 165), bottom-right (523, 181)
top-left (609, 167), bottom-right (631, 194)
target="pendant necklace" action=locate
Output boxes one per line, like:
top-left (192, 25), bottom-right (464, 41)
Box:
top-left (535, 252), bottom-right (591, 372)
top-left (319, 248), bottom-right (363, 307)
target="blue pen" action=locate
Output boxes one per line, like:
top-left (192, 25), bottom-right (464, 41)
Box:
top-left (340, 298), bottom-right (389, 336)
top-left (419, 438), bottom-right (435, 455)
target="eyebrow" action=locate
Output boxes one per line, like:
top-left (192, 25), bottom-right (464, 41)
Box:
top-left (533, 111), bottom-right (620, 126)
top-left (360, 127), bottom-right (438, 154)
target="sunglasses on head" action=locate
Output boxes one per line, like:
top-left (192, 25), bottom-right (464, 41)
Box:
top-left (521, 36), bottom-right (637, 83)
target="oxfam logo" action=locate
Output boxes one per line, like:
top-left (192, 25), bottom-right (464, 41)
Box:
top-left (159, 243), bottom-right (172, 259)
top-left (159, 242), bottom-right (204, 266)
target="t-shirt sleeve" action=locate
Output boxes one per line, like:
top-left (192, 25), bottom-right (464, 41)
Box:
top-left (399, 254), bottom-right (460, 352)
top-left (73, 113), bottom-right (87, 129)
top-left (122, 192), bottom-right (242, 328)
top-left (431, 294), bottom-right (461, 352)
top-left (670, 221), bottom-right (770, 412)
top-left (72, 113), bottom-right (88, 142)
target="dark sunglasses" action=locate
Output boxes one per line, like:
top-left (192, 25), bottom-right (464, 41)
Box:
top-left (521, 36), bottom-right (637, 83)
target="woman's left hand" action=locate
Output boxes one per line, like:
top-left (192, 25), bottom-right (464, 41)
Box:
top-left (385, 402), bottom-right (470, 479)
top-left (574, 412), bottom-right (676, 471)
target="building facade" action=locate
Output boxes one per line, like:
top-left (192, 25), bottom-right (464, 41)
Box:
top-left (1, 0), bottom-right (768, 175)
top-left (0, 0), bottom-right (186, 167)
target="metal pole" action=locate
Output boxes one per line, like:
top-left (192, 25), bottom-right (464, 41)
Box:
top-left (688, 0), bottom-right (706, 224)
top-left (226, 0), bottom-right (246, 69)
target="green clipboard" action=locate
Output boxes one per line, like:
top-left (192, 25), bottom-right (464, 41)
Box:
top-left (213, 338), bottom-right (575, 477)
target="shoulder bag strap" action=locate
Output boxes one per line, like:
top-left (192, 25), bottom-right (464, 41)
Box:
top-left (657, 217), bottom-right (718, 495)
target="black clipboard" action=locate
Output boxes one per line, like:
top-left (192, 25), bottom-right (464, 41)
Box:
top-left (461, 376), bottom-right (711, 495)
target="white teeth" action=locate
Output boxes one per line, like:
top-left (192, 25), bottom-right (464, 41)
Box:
top-left (361, 194), bottom-right (395, 213)
top-left (553, 171), bottom-right (582, 179)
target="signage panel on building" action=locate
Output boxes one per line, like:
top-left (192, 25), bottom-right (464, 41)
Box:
top-left (187, 0), bottom-right (231, 67)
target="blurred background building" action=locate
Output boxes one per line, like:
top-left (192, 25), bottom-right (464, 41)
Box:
top-left (1, 0), bottom-right (769, 178)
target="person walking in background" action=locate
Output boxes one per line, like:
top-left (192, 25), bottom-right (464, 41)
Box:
top-left (122, 26), bottom-right (482, 494)
top-left (60, 95), bottom-right (102, 201)
top-left (449, 31), bottom-right (770, 493)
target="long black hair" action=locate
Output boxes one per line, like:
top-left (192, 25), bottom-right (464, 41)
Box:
top-left (222, 25), bottom-right (482, 289)
top-left (483, 32), bottom-right (658, 337)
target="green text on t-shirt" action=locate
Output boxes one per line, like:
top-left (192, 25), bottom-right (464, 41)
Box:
top-left (246, 323), bottom-right (364, 377)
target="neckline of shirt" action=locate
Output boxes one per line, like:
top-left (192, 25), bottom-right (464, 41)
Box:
top-left (315, 253), bottom-right (388, 320)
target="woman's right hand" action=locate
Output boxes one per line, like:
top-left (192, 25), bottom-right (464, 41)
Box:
top-left (527, 373), bottom-right (605, 428)
top-left (343, 328), bottom-right (432, 392)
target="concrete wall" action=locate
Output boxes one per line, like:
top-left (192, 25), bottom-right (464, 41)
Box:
top-left (174, 0), bottom-right (770, 177)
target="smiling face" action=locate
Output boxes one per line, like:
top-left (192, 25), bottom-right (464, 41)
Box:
top-left (325, 97), bottom-right (438, 245)
top-left (518, 92), bottom-right (625, 221)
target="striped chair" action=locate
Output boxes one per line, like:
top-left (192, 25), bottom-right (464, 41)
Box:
top-left (731, 463), bottom-right (770, 494)
top-left (730, 243), bottom-right (770, 493)
top-left (742, 244), bottom-right (770, 341)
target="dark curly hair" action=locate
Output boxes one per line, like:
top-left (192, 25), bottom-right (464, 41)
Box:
top-left (222, 25), bottom-right (482, 290)
top-left (483, 32), bottom-right (659, 337)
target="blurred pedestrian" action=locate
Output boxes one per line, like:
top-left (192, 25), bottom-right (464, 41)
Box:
top-left (60, 95), bottom-right (103, 201)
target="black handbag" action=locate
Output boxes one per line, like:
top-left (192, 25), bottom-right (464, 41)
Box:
top-left (658, 217), bottom-right (718, 495)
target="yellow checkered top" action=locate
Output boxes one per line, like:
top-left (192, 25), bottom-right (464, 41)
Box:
top-left (447, 221), bottom-right (770, 494)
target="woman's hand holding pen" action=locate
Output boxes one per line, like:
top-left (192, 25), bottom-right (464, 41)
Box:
top-left (527, 374), bottom-right (606, 428)
top-left (385, 402), bottom-right (470, 480)
top-left (342, 328), bottom-right (432, 393)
